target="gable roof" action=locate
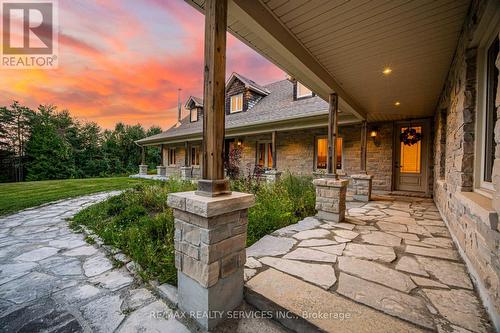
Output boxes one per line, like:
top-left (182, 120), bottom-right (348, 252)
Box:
top-left (185, 96), bottom-right (203, 108)
top-left (226, 72), bottom-right (270, 96)
top-left (136, 79), bottom-right (329, 145)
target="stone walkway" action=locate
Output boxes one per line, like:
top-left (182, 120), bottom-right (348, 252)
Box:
top-left (245, 196), bottom-right (494, 333)
top-left (0, 193), bottom-right (190, 333)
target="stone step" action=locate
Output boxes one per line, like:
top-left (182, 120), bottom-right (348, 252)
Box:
top-left (245, 268), bottom-right (428, 333)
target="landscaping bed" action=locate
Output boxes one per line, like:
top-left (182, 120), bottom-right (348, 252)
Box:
top-left (71, 175), bottom-right (316, 285)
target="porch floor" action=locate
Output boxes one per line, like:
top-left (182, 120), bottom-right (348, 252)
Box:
top-left (244, 195), bottom-right (493, 333)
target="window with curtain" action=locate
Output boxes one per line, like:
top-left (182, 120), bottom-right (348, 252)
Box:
top-left (315, 137), bottom-right (342, 170)
top-left (191, 146), bottom-right (200, 166)
top-left (230, 94), bottom-right (243, 113)
top-left (168, 148), bottom-right (176, 166)
top-left (256, 142), bottom-right (273, 169)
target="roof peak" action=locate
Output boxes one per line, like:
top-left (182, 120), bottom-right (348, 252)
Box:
top-left (226, 72), bottom-right (270, 95)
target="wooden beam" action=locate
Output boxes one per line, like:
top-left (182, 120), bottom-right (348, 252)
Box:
top-left (141, 146), bottom-right (145, 165)
top-left (327, 93), bottom-right (338, 179)
top-left (160, 144), bottom-right (164, 166)
top-left (185, 141), bottom-right (189, 166)
top-left (360, 121), bottom-right (367, 173)
top-left (271, 131), bottom-right (277, 169)
top-left (198, 0), bottom-right (230, 196)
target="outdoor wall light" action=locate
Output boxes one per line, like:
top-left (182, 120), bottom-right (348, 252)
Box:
top-left (370, 128), bottom-right (378, 138)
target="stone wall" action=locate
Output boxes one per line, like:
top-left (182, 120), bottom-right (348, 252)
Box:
top-left (433, 0), bottom-right (499, 326)
top-left (234, 123), bottom-right (394, 191)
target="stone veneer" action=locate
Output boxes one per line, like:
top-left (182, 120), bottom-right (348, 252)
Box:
top-left (313, 178), bottom-right (349, 222)
top-left (433, 0), bottom-right (499, 327)
top-left (167, 191), bottom-right (255, 330)
top-left (351, 174), bottom-right (374, 201)
top-left (138, 164), bottom-right (147, 176)
top-left (156, 165), bottom-right (166, 176)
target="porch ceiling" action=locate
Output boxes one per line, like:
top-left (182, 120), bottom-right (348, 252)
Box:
top-left (186, 0), bottom-right (471, 122)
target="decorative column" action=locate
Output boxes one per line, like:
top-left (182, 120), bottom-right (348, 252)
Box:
top-left (139, 146), bottom-right (147, 175)
top-left (265, 131), bottom-right (281, 182)
top-left (167, 0), bottom-right (254, 329)
top-left (157, 144), bottom-right (166, 176)
top-left (181, 141), bottom-right (192, 180)
top-left (314, 93), bottom-right (348, 222)
top-left (168, 191), bottom-right (254, 330)
top-left (352, 121), bottom-right (373, 201)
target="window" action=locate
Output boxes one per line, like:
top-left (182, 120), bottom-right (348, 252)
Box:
top-left (315, 137), bottom-right (342, 170)
top-left (483, 38), bottom-right (499, 182)
top-left (230, 94), bottom-right (243, 113)
top-left (190, 108), bottom-right (198, 122)
top-left (168, 148), bottom-right (176, 166)
top-left (257, 142), bottom-right (273, 169)
top-left (297, 82), bottom-right (313, 98)
top-left (191, 146), bottom-right (200, 166)
top-left (476, 26), bottom-right (499, 192)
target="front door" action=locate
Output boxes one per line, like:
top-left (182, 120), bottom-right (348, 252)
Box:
top-left (394, 119), bottom-right (430, 192)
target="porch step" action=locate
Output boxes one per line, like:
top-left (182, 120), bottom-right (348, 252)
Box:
top-left (244, 268), bottom-right (427, 333)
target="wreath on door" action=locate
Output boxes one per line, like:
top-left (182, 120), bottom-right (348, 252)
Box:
top-left (400, 126), bottom-right (422, 146)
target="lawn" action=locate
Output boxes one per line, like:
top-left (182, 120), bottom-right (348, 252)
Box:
top-left (71, 175), bottom-right (316, 285)
top-left (0, 177), bottom-right (152, 216)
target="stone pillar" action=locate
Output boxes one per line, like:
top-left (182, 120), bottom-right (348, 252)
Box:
top-left (167, 191), bottom-right (255, 330)
top-left (264, 169), bottom-right (282, 183)
top-left (180, 166), bottom-right (193, 180)
top-left (139, 164), bottom-right (148, 175)
top-left (351, 174), bottom-right (373, 201)
top-left (313, 178), bottom-right (348, 222)
top-left (157, 166), bottom-right (166, 177)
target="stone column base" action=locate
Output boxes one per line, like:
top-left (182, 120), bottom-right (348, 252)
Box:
top-left (313, 178), bottom-right (349, 222)
top-left (264, 169), bottom-right (282, 182)
top-left (180, 166), bottom-right (192, 180)
top-left (157, 166), bottom-right (166, 176)
top-left (167, 191), bottom-right (255, 330)
top-left (139, 164), bottom-right (148, 175)
top-left (351, 174), bottom-right (373, 202)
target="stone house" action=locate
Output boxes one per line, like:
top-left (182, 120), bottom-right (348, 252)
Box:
top-left (138, 0), bottom-right (500, 329)
top-left (138, 72), bottom-right (399, 193)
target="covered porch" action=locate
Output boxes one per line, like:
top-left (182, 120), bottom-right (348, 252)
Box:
top-left (167, 0), bottom-right (499, 332)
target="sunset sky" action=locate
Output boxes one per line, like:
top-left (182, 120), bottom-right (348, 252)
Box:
top-left (0, 0), bottom-right (285, 129)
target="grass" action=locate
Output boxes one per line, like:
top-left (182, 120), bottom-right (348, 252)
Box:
top-left (0, 177), bottom-right (151, 216)
top-left (70, 175), bottom-right (316, 285)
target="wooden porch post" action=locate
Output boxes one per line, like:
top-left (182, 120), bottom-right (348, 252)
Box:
top-left (141, 146), bottom-right (145, 165)
top-left (160, 144), bottom-right (164, 166)
top-left (198, 0), bottom-right (229, 196)
top-left (327, 93), bottom-right (339, 179)
top-left (271, 131), bottom-right (277, 169)
top-left (184, 141), bottom-right (190, 166)
top-left (360, 120), bottom-right (367, 173)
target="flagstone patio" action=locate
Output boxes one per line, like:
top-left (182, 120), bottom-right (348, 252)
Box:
top-left (0, 193), bottom-right (190, 333)
top-left (245, 195), bottom-right (494, 333)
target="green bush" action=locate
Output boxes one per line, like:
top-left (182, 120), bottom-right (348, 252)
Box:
top-left (71, 179), bottom-right (195, 285)
top-left (71, 175), bottom-right (316, 285)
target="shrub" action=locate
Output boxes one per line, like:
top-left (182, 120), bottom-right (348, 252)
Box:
top-left (72, 175), bottom-right (315, 285)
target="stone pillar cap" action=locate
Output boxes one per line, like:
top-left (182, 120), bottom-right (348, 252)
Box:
top-left (351, 174), bottom-right (374, 179)
top-left (168, 191), bottom-right (255, 217)
top-left (313, 178), bottom-right (349, 187)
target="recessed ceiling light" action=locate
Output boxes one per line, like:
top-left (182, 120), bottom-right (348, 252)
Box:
top-left (383, 68), bottom-right (392, 75)
top-left (394, 101), bottom-right (401, 106)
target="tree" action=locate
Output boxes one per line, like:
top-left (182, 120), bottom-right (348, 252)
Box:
top-left (146, 126), bottom-right (162, 168)
top-left (25, 105), bottom-right (76, 180)
top-left (0, 101), bottom-right (34, 181)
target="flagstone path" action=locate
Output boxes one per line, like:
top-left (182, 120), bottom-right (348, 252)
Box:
top-left (0, 193), bottom-right (190, 333)
top-left (245, 196), bottom-right (494, 333)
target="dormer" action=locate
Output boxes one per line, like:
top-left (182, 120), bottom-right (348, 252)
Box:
top-left (185, 96), bottom-right (203, 123)
top-left (292, 80), bottom-right (316, 100)
top-left (225, 73), bottom-right (270, 115)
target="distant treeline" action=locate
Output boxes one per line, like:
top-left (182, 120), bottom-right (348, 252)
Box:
top-left (0, 101), bottom-right (161, 183)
